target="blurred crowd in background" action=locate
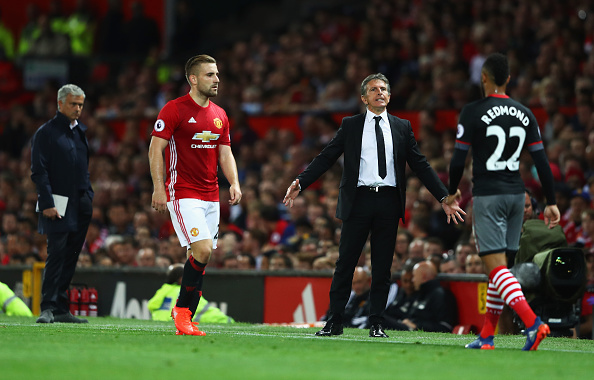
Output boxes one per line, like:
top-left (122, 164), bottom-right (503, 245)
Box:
top-left (0, 0), bottom-right (593, 291)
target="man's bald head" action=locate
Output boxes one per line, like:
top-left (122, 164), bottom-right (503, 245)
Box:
top-left (412, 261), bottom-right (437, 290)
top-left (352, 266), bottom-right (371, 296)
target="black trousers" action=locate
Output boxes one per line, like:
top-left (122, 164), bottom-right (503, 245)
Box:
top-left (41, 192), bottom-right (93, 314)
top-left (328, 186), bottom-right (400, 326)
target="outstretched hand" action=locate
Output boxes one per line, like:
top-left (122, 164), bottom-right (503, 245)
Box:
top-left (441, 189), bottom-right (466, 224)
top-left (283, 179), bottom-right (300, 208)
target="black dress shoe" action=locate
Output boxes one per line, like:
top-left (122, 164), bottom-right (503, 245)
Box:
top-left (53, 312), bottom-right (88, 323)
top-left (36, 309), bottom-right (54, 323)
top-left (315, 322), bottom-right (344, 336)
top-left (369, 323), bottom-right (389, 338)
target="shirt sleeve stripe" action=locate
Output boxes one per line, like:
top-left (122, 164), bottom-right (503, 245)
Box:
top-left (527, 141), bottom-right (544, 152)
top-left (454, 140), bottom-right (471, 151)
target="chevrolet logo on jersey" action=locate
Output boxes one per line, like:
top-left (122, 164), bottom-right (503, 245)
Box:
top-left (192, 131), bottom-right (220, 142)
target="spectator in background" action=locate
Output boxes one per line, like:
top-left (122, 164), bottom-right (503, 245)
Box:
top-left (439, 255), bottom-right (462, 274)
top-left (83, 219), bottom-right (107, 254)
top-left (395, 229), bottom-right (412, 260)
top-left (236, 253), bottom-right (256, 270)
top-left (328, 266), bottom-right (371, 329)
top-left (123, 1), bottom-right (160, 59)
top-left (1, 211), bottom-right (18, 241)
top-left (155, 254), bottom-right (172, 268)
top-left (137, 246), bottom-right (156, 267)
top-left (95, 0), bottom-right (125, 55)
top-left (240, 228), bottom-right (267, 269)
top-left (524, 189), bottom-right (538, 222)
top-left (385, 261), bottom-right (457, 332)
top-left (408, 238), bottom-right (425, 260)
top-left (312, 255), bottom-right (335, 271)
top-left (260, 204), bottom-right (289, 247)
top-left (384, 262), bottom-right (416, 324)
top-left (221, 253), bottom-right (238, 269)
top-left (106, 202), bottom-right (134, 236)
top-left (168, 0), bottom-right (198, 61)
top-left (26, 14), bottom-right (70, 57)
top-left (0, 281), bottom-right (32, 316)
top-left (423, 236), bottom-right (444, 259)
top-left (465, 253), bottom-right (484, 275)
top-left (16, 4), bottom-right (40, 57)
top-left (113, 237), bottom-right (137, 266)
top-left (77, 252), bottom-right (92, 267)
top-left (454, 241), bottom-right (474, 274)
top-left (268, 252), bottom-right (293, 271)
top-left (280, 196), bottom-right (309, 245)
top-left (61, 0), bottom-right (95, 56)
top-left (0, 7), bottom-right (15, 60)
top-left (0, 105), bottom-right (33, 159)
top-left (563, 191), bottom-right (591, 245)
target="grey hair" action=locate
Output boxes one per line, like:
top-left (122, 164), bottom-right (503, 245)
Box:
top-left (360, 73), bottom-right (390, 96)
top-left (57, 84), bottom-right (85, 106)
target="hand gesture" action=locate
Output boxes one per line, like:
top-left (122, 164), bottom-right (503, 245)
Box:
top-left (543, 204), bottom-right (560, 229)
top-left (441, 189), bottom-right (466, 224)
top-left (283, 179), bottom-right (300, 208)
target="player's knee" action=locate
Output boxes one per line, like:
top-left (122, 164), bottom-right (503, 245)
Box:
top-left (189, 242), bottom-right (212, 263)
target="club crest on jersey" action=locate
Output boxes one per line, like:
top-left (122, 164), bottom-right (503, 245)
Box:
top-left (190, 228), bottom-right (199, 237)
top-left (154, 119), bottom-right (165, 132)
top-left (213, 118), bottom-right (223, 129)
top-left (192, 131), bottom-right (220, 142)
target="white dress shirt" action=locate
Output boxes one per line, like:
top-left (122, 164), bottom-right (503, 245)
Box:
top-left (357, 109), bottom-right (397, 187)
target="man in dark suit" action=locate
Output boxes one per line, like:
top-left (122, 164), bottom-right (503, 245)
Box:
top-left (31, 84), bottom-right (93, 323)
top-left (284, 73), bottom-right (465, 338)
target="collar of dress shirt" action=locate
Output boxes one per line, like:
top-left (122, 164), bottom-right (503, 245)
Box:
top-left (365, 109), bottom-right (389, 125)
top-left (70, 119), bottom-right (79, 130)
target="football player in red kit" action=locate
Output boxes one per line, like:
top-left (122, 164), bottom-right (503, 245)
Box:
top-left (449, 53), bottom-right (560, 350)
top-left (149, 55), bottom-right (241, 336)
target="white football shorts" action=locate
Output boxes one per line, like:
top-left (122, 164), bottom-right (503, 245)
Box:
top-left (167, 198), bottom-right (219, 249)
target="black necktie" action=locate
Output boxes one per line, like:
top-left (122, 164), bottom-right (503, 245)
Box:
top-left (374, 116), bottom-right (387, 179)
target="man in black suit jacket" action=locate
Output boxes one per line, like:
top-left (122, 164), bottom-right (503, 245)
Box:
top-left (31, 84), bottom-right (93, 323)
top-left (284, 73), bottom-right (464, 337)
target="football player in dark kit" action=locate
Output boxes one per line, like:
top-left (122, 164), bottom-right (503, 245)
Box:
top-left (448, 53), bottom-right (561, 350)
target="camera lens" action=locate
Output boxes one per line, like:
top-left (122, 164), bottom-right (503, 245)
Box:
top-left (552, 255), bottom-right (574, 279)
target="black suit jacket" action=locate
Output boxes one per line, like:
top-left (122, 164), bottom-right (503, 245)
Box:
top-left (297, 113), bottom-right (448, 221)
top-left (31, 112), bottom-right (94, 234)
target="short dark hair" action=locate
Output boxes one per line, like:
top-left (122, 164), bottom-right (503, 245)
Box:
top-left (260, 205), bottom-right (280, 222)
top-left (360, 73), bottom-right (391, 96)
top-left (482, 53), bottom-right (509, 86)
top-left (270, 252), bottom-right (294, 269)
top-left (185, 54), bottom-right (216, 82)
top-left (247, 228), bottom-right (268, 247)
top-left (166, 263), bottom-right (184, 284)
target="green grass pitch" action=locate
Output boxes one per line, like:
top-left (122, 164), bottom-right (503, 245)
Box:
top-left (2, 315), bottom-right (593, 379)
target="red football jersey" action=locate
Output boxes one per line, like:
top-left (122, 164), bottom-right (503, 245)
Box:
top-left (152, 94), bottom-right (230, 202)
